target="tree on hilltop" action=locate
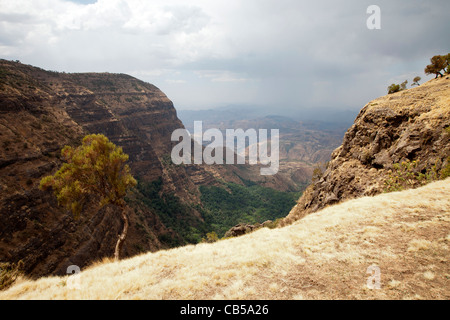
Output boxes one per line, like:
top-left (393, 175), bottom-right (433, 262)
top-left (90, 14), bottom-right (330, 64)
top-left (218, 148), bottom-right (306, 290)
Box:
top-left (387, 80), bottom-right (408, 94)
top-left (411, 76), bottom-right (421, 87)
top-left (424, 55), bottom-right (447, 78)
top-left (444, 53), bottom-right (450, 74)
top-left (400, 80), bottom-right (408, 90)
top-left (40, 134), bottom-right (137, 261)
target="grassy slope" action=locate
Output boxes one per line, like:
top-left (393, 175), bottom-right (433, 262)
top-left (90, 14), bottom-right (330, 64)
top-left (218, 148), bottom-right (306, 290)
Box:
top-left (1, 178), bottom-right (449, 300)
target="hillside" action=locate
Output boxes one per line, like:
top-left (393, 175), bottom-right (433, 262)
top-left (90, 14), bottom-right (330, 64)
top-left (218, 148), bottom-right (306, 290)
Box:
top-left (0, 59), bottom-right (194, 277)
top-left (284, 76), bottom-right (450, 224)
top-left (1, 178), bottom-right (448, 300)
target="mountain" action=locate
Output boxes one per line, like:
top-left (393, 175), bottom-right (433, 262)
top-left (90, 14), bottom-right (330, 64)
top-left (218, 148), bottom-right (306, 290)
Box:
top-left (284, 76), bottom-right (450, 224)
top-left (177, 105), bottom-right (357, 128)
top-left (0, 59), bottom-right (206, 277)
top-left (1, 178), bottom-right (448, 299)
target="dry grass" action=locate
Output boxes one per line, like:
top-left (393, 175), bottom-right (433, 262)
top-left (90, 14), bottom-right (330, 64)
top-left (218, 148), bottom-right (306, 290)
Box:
top-left (1, 179), bottom-right (449, 300)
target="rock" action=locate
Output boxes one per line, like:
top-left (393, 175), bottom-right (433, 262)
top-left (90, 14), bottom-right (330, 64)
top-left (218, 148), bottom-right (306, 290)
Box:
top-left (224, 224), bottom-right (254, 238)
top-left (284, 76), bottom-right (450, 224)
top-left (224, 220), bottom-right (275, 238)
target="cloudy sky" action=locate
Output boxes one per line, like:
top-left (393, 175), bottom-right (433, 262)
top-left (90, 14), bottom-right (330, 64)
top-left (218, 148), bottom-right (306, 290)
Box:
top-left (0, 0), bottom-right (449, 113)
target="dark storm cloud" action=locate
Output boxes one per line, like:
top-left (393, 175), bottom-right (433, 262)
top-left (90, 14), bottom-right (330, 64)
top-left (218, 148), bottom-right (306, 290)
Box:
top-left (0, 0), bottom-right (449, 111)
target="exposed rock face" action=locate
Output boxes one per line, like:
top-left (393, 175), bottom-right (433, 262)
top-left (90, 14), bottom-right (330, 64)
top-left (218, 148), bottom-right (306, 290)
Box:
top-left (284, 76), bottom-right (450, 224)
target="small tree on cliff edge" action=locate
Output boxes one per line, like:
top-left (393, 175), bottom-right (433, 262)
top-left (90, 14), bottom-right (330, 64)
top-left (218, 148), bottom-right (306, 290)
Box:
top-left (424, 55), bottom-right (447, 78)
top-left (40, 134), bottom-right (137, 261)
top-left (411, 76), bottom-right (421, 87)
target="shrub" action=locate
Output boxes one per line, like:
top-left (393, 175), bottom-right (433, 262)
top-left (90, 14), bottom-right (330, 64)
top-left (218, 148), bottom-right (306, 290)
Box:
top-left (388, 83), bottom-right (401, 94)
top-left (440, 157), bottom-right (450, 180)
top-left (411, 76), bottom-right (421, 87)
top-left (0, 261), bottom-right (24, 291)
top-left (388, 79), bottom-right (410, 94)
top-left (202, 231), bottom-right (219, 243)
top-left (311, 162), bottom-right (328, 182)
top-left (384, 160), bottom-right (438, 192)
top-left (264, 218), bottom-right (282, 229)
top-left (400, 80), bottom-right (408, 90)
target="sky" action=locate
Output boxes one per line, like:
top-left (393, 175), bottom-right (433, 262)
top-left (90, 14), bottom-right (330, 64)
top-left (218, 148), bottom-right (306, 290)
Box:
top-left (0, 0), bottom-right (449, 113)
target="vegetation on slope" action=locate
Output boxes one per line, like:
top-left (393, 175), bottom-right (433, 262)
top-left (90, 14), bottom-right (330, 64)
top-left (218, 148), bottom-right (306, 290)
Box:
top-left (200, 182), bottom-right (303, 237)
top-left (134, 178), bottom-right (208, 246)
top-left (134, 178), bottom-right (303, 244)
top-left (1, 179), bottom-right (448, 300)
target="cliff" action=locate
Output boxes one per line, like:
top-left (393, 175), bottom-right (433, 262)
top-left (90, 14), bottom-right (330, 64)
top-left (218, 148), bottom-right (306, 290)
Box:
top-left (284, 76), bottom-right (450, 224)
top-left (0, 60), bottom-right (214, 277)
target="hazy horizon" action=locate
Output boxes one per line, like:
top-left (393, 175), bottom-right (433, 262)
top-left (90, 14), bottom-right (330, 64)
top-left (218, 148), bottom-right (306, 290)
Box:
top-left (1, 0), bottom-right (449, 113)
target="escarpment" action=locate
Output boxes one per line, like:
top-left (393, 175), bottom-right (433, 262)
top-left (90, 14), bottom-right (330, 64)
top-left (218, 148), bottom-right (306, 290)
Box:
top-left (0, 60), bottom-right (212, 277)
top-left (284, 76), bottom-right (450, 224)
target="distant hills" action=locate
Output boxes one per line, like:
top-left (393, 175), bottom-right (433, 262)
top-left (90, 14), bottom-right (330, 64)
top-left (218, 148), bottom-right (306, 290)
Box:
top-left (179, 107), bottom-right (352, 190)
top-left (177, 105), bottom-right (358, 129)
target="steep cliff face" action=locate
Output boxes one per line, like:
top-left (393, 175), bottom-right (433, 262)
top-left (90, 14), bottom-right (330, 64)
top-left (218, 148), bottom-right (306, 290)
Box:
top-left (0, 60), bottom-right (208, 277)
top-left (285, 76), bottom-right (450, 224)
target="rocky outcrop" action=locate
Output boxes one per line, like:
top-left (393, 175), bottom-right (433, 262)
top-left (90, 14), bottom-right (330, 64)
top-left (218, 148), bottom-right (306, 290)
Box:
top-left (284, 76), bottom-right (450, 224)
top-left (223, 221), bottom-right (273, 238)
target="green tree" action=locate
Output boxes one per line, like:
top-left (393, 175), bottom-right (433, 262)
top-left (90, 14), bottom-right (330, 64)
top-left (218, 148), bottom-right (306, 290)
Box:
top-left (203, 231), bottom-right (219, 243)
top-left (444, 53), bottom-right (450, 74)
top-left (387, 83), bottom-right (401, 94)
top-left (0, 261), bottom-right (24, 291)
top-left (312, 161), bottom-right (328, 182)
top-left (411, 76), bottom-right (421, 87)
top-left (424, 55), bottom-right (446, 78)
top-left (40, 134), bottom-right (137, 260)
top-left (400, 80), bottom-right (408, 91)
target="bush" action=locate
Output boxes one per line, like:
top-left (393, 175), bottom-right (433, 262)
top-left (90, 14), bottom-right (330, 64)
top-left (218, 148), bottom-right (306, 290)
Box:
top-left (440, 157), bottom-right (450, 180)
top-left (400, 80), bottom-right (408, 90)
top-left (384, 160), bottom-right (438, 192)
top-left (0, 261), bottom-right (24, 291)
top-left (311, 162), bottom-right (328, 182)
top-left (202, 231), bottom-right (219, 243)
top-left (388, 83), bottom-right (401, 94)
top-left (411, 76), bottom-right (421, 87)
top-left (388, 80), bottom-right (408, 94)
top-left (264, 218), bottom-right (282, 229)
